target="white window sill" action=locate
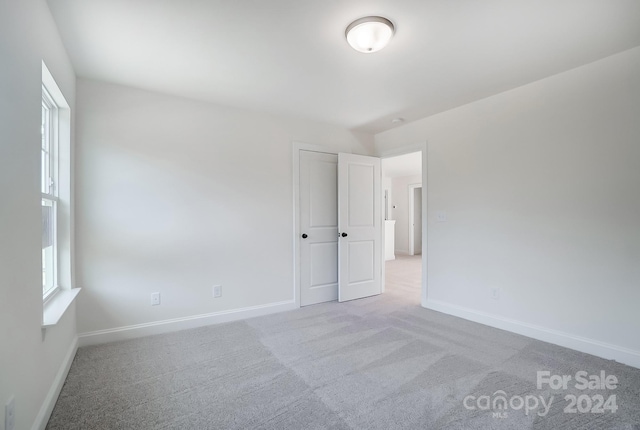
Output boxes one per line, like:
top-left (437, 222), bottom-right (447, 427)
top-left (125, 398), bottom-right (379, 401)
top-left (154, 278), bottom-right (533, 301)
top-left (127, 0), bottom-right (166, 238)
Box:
top-left (42, 288), bottom-right (81, 328)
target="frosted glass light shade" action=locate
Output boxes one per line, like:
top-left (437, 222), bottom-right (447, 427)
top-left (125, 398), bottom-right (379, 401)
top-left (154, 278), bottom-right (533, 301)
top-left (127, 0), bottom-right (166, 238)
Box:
top-left (345, 16), bottom-right (395, 53)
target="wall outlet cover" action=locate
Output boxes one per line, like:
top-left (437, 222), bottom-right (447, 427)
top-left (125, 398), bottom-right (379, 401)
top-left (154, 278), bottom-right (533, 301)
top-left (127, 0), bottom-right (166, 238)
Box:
top-left (213, 285), bottom-right (222, 298)
top-left (151, 292), bottom-right (161, 306)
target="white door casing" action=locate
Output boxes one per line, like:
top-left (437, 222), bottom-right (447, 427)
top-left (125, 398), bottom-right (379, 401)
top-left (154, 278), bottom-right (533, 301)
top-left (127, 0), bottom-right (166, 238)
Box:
top-left (338, 153), bottom-right (382, 302)
top-left (299, 151), bottom-right (339, 306)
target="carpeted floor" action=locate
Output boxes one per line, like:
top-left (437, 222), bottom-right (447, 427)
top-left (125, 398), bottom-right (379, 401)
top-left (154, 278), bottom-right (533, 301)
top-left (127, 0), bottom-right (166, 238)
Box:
top-left (47, 255), bottom-right (640, 429)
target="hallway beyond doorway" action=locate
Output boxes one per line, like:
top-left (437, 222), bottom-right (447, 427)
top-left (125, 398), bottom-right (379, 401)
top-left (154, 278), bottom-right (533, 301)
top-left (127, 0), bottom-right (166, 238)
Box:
top-left (385, 254), bottom-right (421, 304)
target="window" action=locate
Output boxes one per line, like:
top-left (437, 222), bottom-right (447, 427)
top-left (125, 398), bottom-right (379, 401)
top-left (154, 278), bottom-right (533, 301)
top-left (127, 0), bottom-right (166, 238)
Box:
top-left (41, 61), bottom-right (77, 324)
top-left (42, 86), bottom-right (59, 298)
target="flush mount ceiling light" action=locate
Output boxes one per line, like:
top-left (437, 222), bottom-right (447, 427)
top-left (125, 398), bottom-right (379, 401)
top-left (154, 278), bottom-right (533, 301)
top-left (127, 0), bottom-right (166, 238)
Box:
top-left (345, 16), bottom-right (395, 53)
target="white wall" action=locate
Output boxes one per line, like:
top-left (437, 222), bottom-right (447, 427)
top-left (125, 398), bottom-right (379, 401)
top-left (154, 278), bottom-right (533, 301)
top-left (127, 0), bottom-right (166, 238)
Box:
top-left (75, 79), bottom-right (374, 336)
top-left (0, 1), bottom-right (77, 429)
top-left (375, 47), bottom-right (640, 366)
top-left (390, 175), bottom-right (422, 254)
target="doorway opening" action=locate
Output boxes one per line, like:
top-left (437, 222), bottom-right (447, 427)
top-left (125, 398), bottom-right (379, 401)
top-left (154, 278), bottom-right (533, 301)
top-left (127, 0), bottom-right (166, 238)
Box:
top-left (381, 151), bottom-right (423, 305)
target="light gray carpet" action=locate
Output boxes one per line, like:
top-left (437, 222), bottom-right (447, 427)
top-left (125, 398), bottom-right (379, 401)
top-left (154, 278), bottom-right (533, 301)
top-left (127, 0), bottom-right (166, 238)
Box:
top-left (47, 256), bottom-right (640, 429)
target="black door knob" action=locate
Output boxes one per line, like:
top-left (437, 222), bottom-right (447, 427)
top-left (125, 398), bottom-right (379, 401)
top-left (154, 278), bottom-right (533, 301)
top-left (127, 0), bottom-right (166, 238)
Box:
top-left (302, 234), bottom-right (308, 239)
top-left (341, 232), bottom-right (348, 237)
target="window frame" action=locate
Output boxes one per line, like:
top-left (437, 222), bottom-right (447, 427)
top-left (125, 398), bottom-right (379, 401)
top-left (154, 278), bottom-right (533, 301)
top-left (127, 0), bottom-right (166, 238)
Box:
top-left (42, 84), bottom-right (60, 301)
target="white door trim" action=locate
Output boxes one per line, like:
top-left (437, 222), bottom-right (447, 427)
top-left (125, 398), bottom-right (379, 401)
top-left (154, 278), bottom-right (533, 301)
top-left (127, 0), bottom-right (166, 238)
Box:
top-left (377, 142), bottom-right (429, 307)
top-left (292, 142), bottom-right (343, 308)
top-left (408, 183), bottom-right (422, 256)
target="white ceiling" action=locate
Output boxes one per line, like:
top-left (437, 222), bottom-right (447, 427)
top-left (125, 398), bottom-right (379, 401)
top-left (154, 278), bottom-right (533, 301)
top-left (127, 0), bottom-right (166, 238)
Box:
top-left (382, 152), bottom-right (422, 178)
top-left (47, 0), bottom-right (640, 134)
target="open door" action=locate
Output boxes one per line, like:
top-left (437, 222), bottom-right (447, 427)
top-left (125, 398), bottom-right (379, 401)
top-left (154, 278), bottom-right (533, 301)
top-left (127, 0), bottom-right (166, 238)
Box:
top-left (299, 151), bottom-right (339, 306)
top-left (338, 153), bottom-right (381, 302)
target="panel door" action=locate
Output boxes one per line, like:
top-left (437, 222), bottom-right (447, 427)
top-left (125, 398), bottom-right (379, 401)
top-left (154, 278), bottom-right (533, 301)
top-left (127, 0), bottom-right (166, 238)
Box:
top-left (300, 151), bottom-right (339, 306)
top-left (337, 153), bottom-right (381, 302)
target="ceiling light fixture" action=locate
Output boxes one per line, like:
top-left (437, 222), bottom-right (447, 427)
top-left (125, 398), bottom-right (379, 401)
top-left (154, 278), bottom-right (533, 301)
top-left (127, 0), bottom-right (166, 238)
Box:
top-left (345, 16), bottom-right (395, 53)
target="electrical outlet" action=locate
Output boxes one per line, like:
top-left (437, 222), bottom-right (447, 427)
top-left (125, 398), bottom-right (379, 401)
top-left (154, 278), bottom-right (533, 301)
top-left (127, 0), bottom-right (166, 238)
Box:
top-left (151, 292), bottom-right (161, 306)
top-left (5, 395), bottom-right (15, 430)
top-left (213, 285), bottom-right (222, 298)
top-left (491, 288), bottom-right (500, 300)
top-left (436, 211), bottom-right (447, 222)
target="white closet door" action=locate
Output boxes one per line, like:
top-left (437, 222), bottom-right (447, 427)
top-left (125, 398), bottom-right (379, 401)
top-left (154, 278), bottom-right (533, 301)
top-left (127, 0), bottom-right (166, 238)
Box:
top-left (337, 153), bottom-right (381, 302)
top-left (300, 151), bottom-right (339, 306)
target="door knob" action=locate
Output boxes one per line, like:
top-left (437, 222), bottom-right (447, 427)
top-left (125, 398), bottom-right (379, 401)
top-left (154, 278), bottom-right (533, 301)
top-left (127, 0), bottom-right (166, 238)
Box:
top-left (341, 232), bottom-right (348, 237)
top-left (301, 234), bottom-right (308, 239)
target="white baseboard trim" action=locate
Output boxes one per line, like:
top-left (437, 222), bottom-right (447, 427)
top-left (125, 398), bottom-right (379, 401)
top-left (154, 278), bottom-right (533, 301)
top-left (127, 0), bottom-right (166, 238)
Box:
top-left (395, 249), bottom-right (409, 255)
top-left (78, 299), bottom-right (297, 346)
top-left (32, 335), bottom-right (78, 430)
top-left (424, 299), bottom-right (640, 369)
